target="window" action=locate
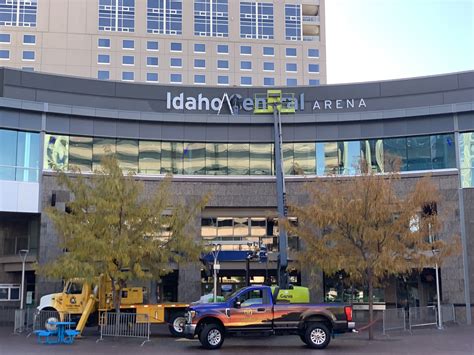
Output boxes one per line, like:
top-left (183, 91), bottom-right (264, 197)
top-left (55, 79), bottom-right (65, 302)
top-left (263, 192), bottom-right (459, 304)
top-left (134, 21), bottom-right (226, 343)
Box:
top-left (0, 0), bottom-right (37, 27)
top-left (264, 77), bottom-right (274, 86)
top-left (286, 63), bottom-right (297, 72)
top-left (286, 47), bottom-right (296, 57)
top-left (240, 45), bottom-right (251, 55)
top-left (240, 2), bottom-right (274, 40)
top-left (22, 50), bottom-right (34, 60)
top-left (0, 50), bottom-right (9, 59)
top-left (285, 4), bottom-right (301, 41)
top-left (286, 78), bottom-right (297, 86)
top-left (122, 71), bottom-right (134, 81)
top-left (309, 79), bottom-right (320, 86)
top-left (263, 47), bottom-right (274, 56)
top-left (1, 129), bottom-right (40, 182)
top-left (122, 39), bottom-right (134, 49)
top-left (147, 0), bottom-right (182, 35)
top-left (241, 76), bottom-right (252, 86)
top-left (170, 73), bottom-right (182, 83)
top-left (0, 284), bottom-right (21, 301)
top-left (194, 59), bottom-right (206, 68)
top-left (217, 44), bottom-right (228, 54)
top-left (308, 64), bottom-right (319, 73)
top-left (170, 57), bottom-right (182, 67)
top-left (147, 40), bottom-right (159, 51)
top-left (240, 61), bottom-right (252, 70)
top-left (98, 38), bottom-right (110, 48)
top-left (0, 33), bottom-right (10, 43)
top-left (194, 74), bottom-right (206, 84)
top-left (194, 43), bottom-right (206, 53)
top-left (194, 0), bottom-right (228, 37)
top-left (217, 75), bottom-right (229, 85)
top-left (147, 56), bottom-right (159, 66)
top-left (217, 59), bottom-right (228, 70)
top-left (170, 42), bottom-right (182, 52)
top-left (23, 34), bottom-right (35, 44)
top-left (263, 62), bottom-right (274, 71)
top-left (308, 48), bottom-right (319, 58)
top-left (122, 55), bottom-right (134, 65)
top-left (98, 54), bottom-right (110, 64)
top-left (146, 72), bottom-right (158, 82)
top-left (99, 0), bottom-right (135, 32)
top-left (98, 70), bottom-right (110, 80)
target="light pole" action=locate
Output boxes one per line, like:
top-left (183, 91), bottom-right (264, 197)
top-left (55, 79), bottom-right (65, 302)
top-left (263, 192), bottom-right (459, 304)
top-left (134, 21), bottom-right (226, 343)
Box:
top-left (19, 249), bottom-right (29, 310)
top-left (428, 225), bottom-right (443, 329)
top-left (211, 244), bottom-right (221, 303)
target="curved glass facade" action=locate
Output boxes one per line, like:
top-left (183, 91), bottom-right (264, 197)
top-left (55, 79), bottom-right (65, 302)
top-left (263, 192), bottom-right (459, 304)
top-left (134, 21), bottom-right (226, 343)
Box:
top-left (43, 133), bottom-right (457, 176)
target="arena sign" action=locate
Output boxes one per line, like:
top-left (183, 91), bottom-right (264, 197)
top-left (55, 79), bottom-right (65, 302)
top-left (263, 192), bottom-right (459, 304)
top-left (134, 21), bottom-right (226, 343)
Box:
top-left (166, 92), bottom-right (367, 115)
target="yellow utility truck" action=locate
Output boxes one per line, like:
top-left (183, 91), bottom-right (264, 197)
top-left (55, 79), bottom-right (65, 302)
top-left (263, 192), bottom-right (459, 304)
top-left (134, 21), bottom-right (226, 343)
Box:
top-left (37, 277), bottom-right (188, 336)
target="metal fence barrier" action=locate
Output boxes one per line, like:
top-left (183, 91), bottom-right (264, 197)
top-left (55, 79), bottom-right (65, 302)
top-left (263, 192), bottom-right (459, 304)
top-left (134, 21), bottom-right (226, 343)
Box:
top-left (440, 304), bottom-right (456, 324)
top-left (409, 306), bottom-right (437, 332)
top-left (29, 310), bottom-right (72, 335)
top-left (383, 308), bottom-right (406, 334)
top-left (98, 312), bottom-right (150, 346)
top-left (0, 306), bottom-right (16, 326)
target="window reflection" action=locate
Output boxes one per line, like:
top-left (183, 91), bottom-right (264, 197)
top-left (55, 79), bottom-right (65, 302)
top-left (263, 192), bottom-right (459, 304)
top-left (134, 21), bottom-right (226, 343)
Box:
top-left (361, 139), bottom-right (384, 173)
top-left (293, 143), bottom-right (315, 175)
top-left (17, 132), bottom-right (40, 182)
top-left (316, 142), bottom-right (338, 175)
top-left (69, 136), bottom-right (93, 172)
top-left (407, 136), bottom-right (431, 171)
top-left (383, 138), bottom-right (407, 172)
top-left (250, 144), bottom-right (272, 175)
top-left (431, 134), bottom-right (455, 170)
top-left (206, 143), bottom-right (228, 175)
top-left (282, 143), bottom-right (294, 175)
top-left (0, 130), bottom-right (17, 181)
top-left (44, 134), bottom-right (69, 170)
top-left (116, 139), bottom-right (138, 173)
top-left (93, 138), bottom-right (116, 171)
top-left (340, 141), bottom-right (361, 175)
top-left (139, 141), bottom-right (161, 175)
top-left (183, 143), bottom-right (205, 175)
top-left (460, 133), bottom-right (474, 188)
top-left (161, 142), bottom-right (183, 174)
top-left (228, 144), bottom-right (250, 175)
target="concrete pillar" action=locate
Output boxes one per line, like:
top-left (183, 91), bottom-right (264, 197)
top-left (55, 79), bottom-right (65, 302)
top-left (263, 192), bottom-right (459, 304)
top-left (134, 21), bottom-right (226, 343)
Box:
top-left (178, 262), bottom-right (202, 303)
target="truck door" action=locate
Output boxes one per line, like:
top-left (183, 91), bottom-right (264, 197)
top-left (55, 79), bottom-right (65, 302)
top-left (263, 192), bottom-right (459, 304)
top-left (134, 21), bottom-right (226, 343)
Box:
top-left (228, 288), bottom-right (273, 331)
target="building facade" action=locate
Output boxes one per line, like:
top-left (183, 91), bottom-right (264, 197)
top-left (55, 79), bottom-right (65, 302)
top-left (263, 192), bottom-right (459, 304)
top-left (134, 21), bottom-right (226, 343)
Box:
top-left (0, 68), bottom-right (473, 322)
top-left (0, 0), bottom-right (325, 86)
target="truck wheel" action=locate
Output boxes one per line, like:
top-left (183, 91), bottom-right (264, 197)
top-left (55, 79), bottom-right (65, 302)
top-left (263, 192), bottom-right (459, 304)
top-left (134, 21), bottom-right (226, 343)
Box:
top-left (304, 323), bottom-right (331, 349)
top-left (168, 313), bottom-right (186, 337)
top-left (199, 324), bottom-right (225, 350)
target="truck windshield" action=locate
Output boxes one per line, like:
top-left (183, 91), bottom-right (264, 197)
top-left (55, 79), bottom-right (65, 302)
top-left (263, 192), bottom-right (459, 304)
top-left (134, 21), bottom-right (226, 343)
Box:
top-left (66, 282), bottom-right (83, 295)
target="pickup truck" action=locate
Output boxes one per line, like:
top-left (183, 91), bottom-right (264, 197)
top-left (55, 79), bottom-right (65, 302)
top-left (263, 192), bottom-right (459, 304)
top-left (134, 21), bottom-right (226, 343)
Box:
top-left (184, 285), bottom-right (355, 350)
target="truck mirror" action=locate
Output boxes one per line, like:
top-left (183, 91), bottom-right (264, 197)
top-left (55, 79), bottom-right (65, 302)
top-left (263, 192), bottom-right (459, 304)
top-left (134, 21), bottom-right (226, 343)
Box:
top-left (234, 300), bottom-right (241, 309)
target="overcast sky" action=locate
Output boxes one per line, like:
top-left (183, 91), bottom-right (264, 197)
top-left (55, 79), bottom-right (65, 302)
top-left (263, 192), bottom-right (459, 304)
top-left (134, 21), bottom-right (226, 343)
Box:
top-left (325, 0), bottom-right (474, 84)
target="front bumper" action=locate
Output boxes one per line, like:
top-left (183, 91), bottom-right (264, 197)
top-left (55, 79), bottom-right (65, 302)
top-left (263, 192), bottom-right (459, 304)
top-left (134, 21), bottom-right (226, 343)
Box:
top-left (184, 324), bottom-right (197, 339)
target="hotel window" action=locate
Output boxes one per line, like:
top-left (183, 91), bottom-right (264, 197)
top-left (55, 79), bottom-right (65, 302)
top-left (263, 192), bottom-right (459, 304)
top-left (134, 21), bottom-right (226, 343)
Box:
top-left (194, 0), bottom-right (229, 37)
top-left (217, 44), bottom-right (228, 54)
top-left (0, 0), bottom-right (37, 27)
top-left (194, 58), bottom-right (206, 69)
top-left (170, 73), bottom-right (182, 83)
top-left (263, 46), bottom-right (274, 56)
top-left (98, 70), bottom-right (110, 80)
top-left (23, 34), bottom-right (35, 45)
top-left (122, 55), bottom-right (134, 65)
top-left (263, 62), bottom-right (274, 71)
top-left (0, 50), bottom-right (9, 60)
top-left (241, 76), bottom-right (252, 86)
top-left (22, 50), bottom-right (34, 61)
top-left (263, 77), bottom-right (274, 86)
top-left (194, 74), bottom-right (206, 84)
top-left (146, 72), bottom-right (158, 82)
top-left (240, 1), bottom-right (274, 40)
top-left (286, 78), bottom-right (297, 86)
top-left (170, 42), bottom-right (182, 52)
top-left (98, 54), bottom-right (110, 64)
top-left (194, 43), bottom-right (206, 53)
top-left (170, 57), bottom-right (182, 67)
top-left (308, 64), bottom-right (319, 73)
top-left (147, 0), bottom-right (182, 35)
top-left (147, 40), bottom-right (159, 51)
top-left (285, 4), bottom-right (301, 41)
top-left (98, 38), bottom-right (110, 48)
top-left (309, 79), bottom-right (320, 86)
top-left (122, 71), bottom-right (134, 81)
top-left (147, 56), bottom-right (159, 66)
top-left (308, 48), bottom-right (319, 58)
top-left (240, 45), bottom-right (251, 55)
top-left (122, 39), bottom-right (134, 49)
top-left (217, 59), bottom-right (228, 70)
top-left (217, 75), bottom-right (229, 85)
top-left (0, 33), bottom-right (10, 43)
top-left (286, 63), bottom-right (297, 72)
top-left (286, 47), bottom-right (297, 57)
top-left (240, 60), bottom-right (252, 71)
top-left (99, 0), bottom-right (135, 32)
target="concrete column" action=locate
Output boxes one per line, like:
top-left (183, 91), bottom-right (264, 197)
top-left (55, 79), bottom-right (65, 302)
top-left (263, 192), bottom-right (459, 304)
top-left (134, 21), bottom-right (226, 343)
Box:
top-left (177, 262), bottom-right (202, 303)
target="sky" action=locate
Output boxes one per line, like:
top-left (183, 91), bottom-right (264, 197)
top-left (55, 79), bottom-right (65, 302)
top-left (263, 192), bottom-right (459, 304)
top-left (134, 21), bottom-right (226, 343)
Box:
top-left (325, 0), bottom-right (474, 84)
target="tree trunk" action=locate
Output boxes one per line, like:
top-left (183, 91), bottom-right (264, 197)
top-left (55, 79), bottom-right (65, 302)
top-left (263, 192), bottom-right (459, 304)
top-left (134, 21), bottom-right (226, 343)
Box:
top-left (368, 271), bottom-right (374, 340)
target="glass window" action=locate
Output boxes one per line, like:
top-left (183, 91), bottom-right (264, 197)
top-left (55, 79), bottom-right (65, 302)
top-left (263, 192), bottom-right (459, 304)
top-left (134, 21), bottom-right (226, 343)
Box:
top-left (0, 33), bottom-right (10, 43)
top-left (217, 44), bottom-right (228, 54)
top-left (194, 43), bottom-right (206, 53)
top-left (308, 64), bottom-right (319, 73)
top-left (316, 142), bottom-right (339, 175)
top-left (44, 134), bottom-right (69, 171)
top-left (122, 55), bottom-right (134, 65)
top-left (170, 73), bottom-right (182, 83)
top-left (170, 42), bottom-right (182, 51)
top-left (286, 78), bottom-right (297, 86)
top-left (228, 144), bottom-right (249, 175)
top-left (116, 139), bottom-right (138, 172)
top-left (294, 143), bottom-right (316, 175)
top-left (0, 0), bottom-right (37, 27)
top-left (98, 38), bottom-right (110, 48)
top-left (122, 39), bottom-right (134, 49)
top-left (147, 56), bottom-right (158, 66)
top-left (286, 48), bottom-right (296, 57)
top-left (340, 141), bottom-right (361, 175)
top-left (285, 4), bottom-right (301, 41)
top-left (263, 77), bottom-right (274, 86)
top-left (98, 54), bottom-right (110, 64)
top-left (263, 47), bottom-right (274, 56)
top-left (183, 143), bottom-right (206, 175)
top-left (263, 62), bottom-right (274, 71)
top-left (206, 143), bottom-right (228, 175)
top-left (309, 79), bottom-right (320, 86)
top-left (240, 61), bottom-right (252, 70)
top-left (161, 142), bottom-right (183, 174)
top-left (240, 45), bottom-right (251, 55)
top-left (0, 50), bottom-right (9, 59)
top-left (460, 133), bottom-right (474, 187)
top-left (0, 130), bottom-right (18, 181)
top-left (22, 50), bottom-right (35, 60)
top-left (361, 139), bottom-right (384, 173)
top-left (383, 138), bottom-right (407, 171)
top-left (286, 63), bottom-right (297, 72)
top-left (194, 59), bottom-right (206, 68)
top-left (99, 0), bottom-right (135, 32)
top-left (407, 136), bottom-right (431, 171)
top-left (146, 72), bottom-right (158, 82)
top-left (194, 0), bottom-right (229, 37)
top-left (308, 48), bottom-right (319, 58)
top-left (234, 217), bottom-right (249, 236)
top-left (250, 144), bottom-right (272, 175)
top-left (16, 131), bottom-right (40, 182)
top-left (147, 40), bottom-right (159, 51)
top-left (217, 59), bottom-right (229, 69)
top-left (122, 71), bottom-right (134, 81)
top-left (93, 138), bottom-right (116, 171)
top-left (217, 75), bottom-right (229, 85)
top-left (147, 0), bottom-right (182, 35)
top-left (69, 136), bottom-right (93, 172)
top-left (240, 2), bottom-right (274, 40)
top-left (201, 217), bottom-right (218, 239)
top-left (23, 34), bottom-right (35, 44)
top-left (194, 74), bottom-right (206, 84)
top-left (138, 140), bottom-right (161, 174)
top-left (241, 76), bottom-right (252, 86)
top-left (170, 57), bottom-right (182, 67)
top-left (98, 70), bottom-right (110, 80)
top-left (282, 143), bottom-right (294, 175)
top-left (431, 134), bottom-right (455, 170)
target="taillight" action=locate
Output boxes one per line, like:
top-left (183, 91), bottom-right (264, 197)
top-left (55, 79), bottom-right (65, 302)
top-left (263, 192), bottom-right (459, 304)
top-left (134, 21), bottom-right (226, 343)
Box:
top-left (344, 306), bottom-right (353, 322)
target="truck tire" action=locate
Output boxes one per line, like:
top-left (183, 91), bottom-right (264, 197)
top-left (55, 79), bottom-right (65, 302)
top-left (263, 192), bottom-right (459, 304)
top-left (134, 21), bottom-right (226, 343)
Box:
top-left (304, 322), bottom-right (331, 349)
top-left (198, 324), bottom-right (225, 350)
top-left (168, 313), bottom-right (186, 337)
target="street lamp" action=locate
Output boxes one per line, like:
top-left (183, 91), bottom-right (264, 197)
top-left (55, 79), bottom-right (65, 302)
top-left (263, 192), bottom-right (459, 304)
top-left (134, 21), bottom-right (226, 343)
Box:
top-left (211, 244), bottom-right (222, 303)
top-left (428, 227), bottom-right (443, 330)
top-left (19, 249), bottom-right (29, 310)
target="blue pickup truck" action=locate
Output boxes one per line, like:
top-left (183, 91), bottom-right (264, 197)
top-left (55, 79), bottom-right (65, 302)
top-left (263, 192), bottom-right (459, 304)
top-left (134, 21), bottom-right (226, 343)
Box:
top-left (184, 285), bottom-right (355, 350)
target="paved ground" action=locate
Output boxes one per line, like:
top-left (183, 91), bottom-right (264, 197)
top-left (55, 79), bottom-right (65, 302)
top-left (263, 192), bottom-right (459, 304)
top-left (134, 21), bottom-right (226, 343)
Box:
top-left (1, 324), bottom-right (473, 355)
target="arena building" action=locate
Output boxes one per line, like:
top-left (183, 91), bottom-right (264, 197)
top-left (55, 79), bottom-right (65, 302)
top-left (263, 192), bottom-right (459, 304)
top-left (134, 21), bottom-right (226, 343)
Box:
top-left (0, 67), bottom-right (473, 322)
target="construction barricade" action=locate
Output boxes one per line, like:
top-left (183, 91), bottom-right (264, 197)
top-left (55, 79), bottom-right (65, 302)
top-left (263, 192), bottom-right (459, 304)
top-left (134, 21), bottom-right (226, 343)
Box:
top-left (30, 309), bottom-right (72, 334)
top-left (382, 308), bottom-right (406, 335)
top-left (97, 312), bottom-right (150, 346)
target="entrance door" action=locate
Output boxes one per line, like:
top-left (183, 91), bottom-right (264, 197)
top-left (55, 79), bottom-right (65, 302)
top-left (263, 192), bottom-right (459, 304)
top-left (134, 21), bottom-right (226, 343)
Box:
top-left (228, 288), bottom-right (273, 331)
